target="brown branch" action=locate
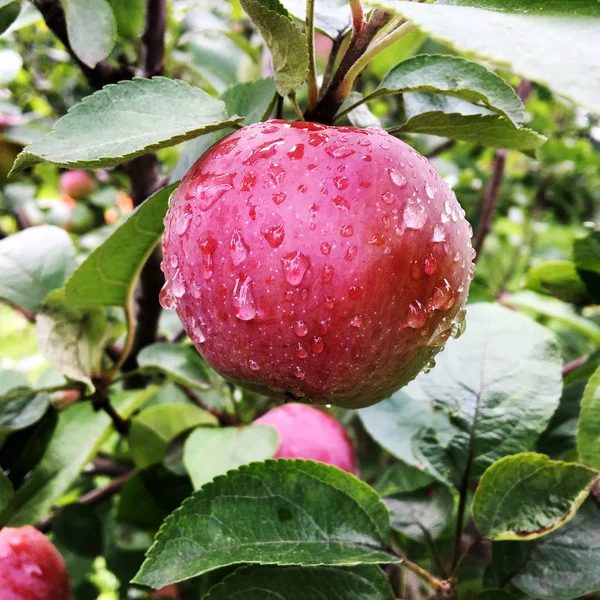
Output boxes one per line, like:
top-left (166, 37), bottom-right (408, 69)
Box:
top-left (562, 355), bottom-right (589, 377)
top-left (426, 139), bottom-right (456, 159)
top-left (90, 379), bottom-right (130, 434)
top-left (305, 9), bottom-right (391, 123)
top-left (30, 0), bottom-right (134, 89)
top-left (142, 0), bottom-right (167, 78)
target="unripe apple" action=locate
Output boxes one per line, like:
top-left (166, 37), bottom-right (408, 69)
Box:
top-left (161, 121), bottom-right (474, 408)
top-left (59, 169), bottom-right (96, 200)
top-left (255, 403), bottom-right (358, 474)
top-left (0, 526), bottom-right (71, 600)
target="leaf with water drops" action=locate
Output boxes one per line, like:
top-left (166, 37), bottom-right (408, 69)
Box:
top-left (369, 0), bottom-right (600, 115)
top-left (372, 54), bottom-right (524, 125)
top-left (10, 78), bottom-right (243, 174)
top-left (473, 453), bottom-right (598, 541)
top-left (202, 565), bottom-right (396, 600)
top-left (65, 182), bottom-right (178, 308)
top-left (239, 0), bottom-right (308, 96)
top-left (133, 460), bottom-right (396, 589)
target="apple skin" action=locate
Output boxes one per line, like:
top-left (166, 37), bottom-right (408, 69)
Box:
top-left (255, 403), bottom-right (359, 474)
top-left (59, 169), bottom-right (96, 200)
top-left (161, 121), bottom-right (474, 408)
top-left (0, 526), bottom-right (71, 600)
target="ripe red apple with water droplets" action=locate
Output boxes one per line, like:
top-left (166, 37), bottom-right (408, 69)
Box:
top-left (161, 121), bottom-right (474, 408)
top-left (255, 403), bottom-right (359, 474)
top-left (0, 526), bottom-right (71, 600)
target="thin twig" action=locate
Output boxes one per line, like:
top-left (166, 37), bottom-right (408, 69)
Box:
top-left (90, 380), bottom-right (130, 434)
top-left (0, 384), bottom-right (79, 402)
top-left (320, 35), bottom-right (343, 95)
top-left (349, 0), bottom-right (365, 35)
top-left (305, 0), bottom-right (318, 111)
top-left (391, 544), bottom-right (453, 597)
top-left (142, 0), bottom-right (167, 77)
top-left (289, 93), bottom-right (305, 121)
top-left (426, 140), bottom-right (456, 159)
top-left (562, 355), bottom-right (589, 377)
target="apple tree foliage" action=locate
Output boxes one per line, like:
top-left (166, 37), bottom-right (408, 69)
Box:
top-left (0, 0), bottom-right (599, 598)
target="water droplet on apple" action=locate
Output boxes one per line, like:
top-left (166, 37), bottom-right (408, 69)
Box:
top-left (334, 176), bottom-right (349, 190)
top-left (368, 233), bottom-right (385, 246)
top-left (281, 251), bottom-right (311, 286)
top-left (321, 264), bottom-right (334, 283)
top-left (332, 195), bottom-right (350, 211)
top-left (325, 295), bottom-right (335, 309)
top-left (406, 300), bottom-right (427, 328)
top-left (350, 315), bottom-right (362, 328)
top-left (198, 235), bottom-right (218, 280)
top-left (341, 224), bottom-right (354, 237)
top-left (387, 168), bottom-right (407, 189)
top-left (431, 278), bottom-right (455, 310)
top-left (433, 224), bottom-right (446, 242)
top-left (425, 182), bottom-right (436, 200)
top-left (271, 191), bottom-right (287, 205)
top-left (403, 203), bottom-right (427, 230)
top-left (249, 359), bottom-right (260, 371)
top-left (262, 224), bottom-right (285, 248)
top-left (296, 343), bottom-right (309, 359)
top-left (345, 245), bottom-right (358, 261)
top-left (325, 146), bottom-right (355, 159)
top-left (295, 366), bottom-right (306, 379)
top-left (311, 336), bottom-right (324, 354)
top-left (424, 253), bottom-right (437, 276)
top-left (381, 191), bottom-right (394, 205)
top-left (159, 283), bottom-right (175, 310)
top-left (229, 229), bottom-right (249, 266)
top-left (320, 241), bottom-right (331, 255)
top-left (174, 204), bottom-right (193, 235)
top-left (287, 143), bottom-right (305, 160)
top-left (243, 138), bottom-right (285, 165)
top-left (171, 269), bottom-right (185, 298)
top-left (232, 274), bottom-right (257, 321)
top-left (293, 320), bottom-right (309, 337)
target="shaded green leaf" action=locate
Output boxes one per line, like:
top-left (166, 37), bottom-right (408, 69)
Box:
top-left (62, 0), bottom-right (116, 68)
top-left (577, 365), bottom-right (600, 470)
top-left (375, 462), bottom-right (436, 497)
top-left (53, 503), bottom-right (104, 558)
top-left (574, 229), bottom-right (600, 301)
top-left (370, 0), bottom-right (600, 115)
top-left (375, 54), bottom-right (524, 124)
top-left (105, 0), bottom-right (145, 39)
top-left (526, 260), bottom-right (591, 305)
top-left (386, 483), bottom-right (454, 543)
top-left (65, 183), bottom-right (177, 308)
top-left (130, 403), bottom-right (218, 469)
top-left (5, 388), bottom-right (155, 525)
top-left (505, 290), bottom-right (600, 345)
top-left (138, 343), bottom-right (213, 391)
top-left (239, 0), bottom-right (308, 96)
top-left (487, 498), bottom-right (600, 598)
top-left (11, 78), bottom-right (243, 173)
top-left (0, 1), bottom-right (20, 36)
top-left (133, 460), bottom-right (396, 589)
top-left (0, 369), bottom-right (27, 395)
top-left (473, 453), bottom-right (597, 540)
top-left (0, 226), bottom-right (76, 312)
top-left (183, 425), bottom-right (279, 490)
top-left (0, 388), bottom-right (49, 435)
top-left (0, 471), bottom-right (13, 516)
top-left (202, 565), bottom-right (396, 600)
top-left (35, 290), bottom-right (107, 387)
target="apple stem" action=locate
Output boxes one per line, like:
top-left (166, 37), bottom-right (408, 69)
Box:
top-left (305, 0), bottom-right (319, 112)
top-left (349, 0), bottom-right (365, 35)
top-left (289, 93), bottom-right (306, 121)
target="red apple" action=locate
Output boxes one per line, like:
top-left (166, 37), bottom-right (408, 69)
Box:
top-left (152, 584), bottom-right (180, 598)
top-left (160, 121), bottom-right (474, 408)
top-left (59, 169), bottom-right (96, 200)
top-left (0, 526), bottom-right (71, 600)
top-left (255, 403), bottom-right (359, 474)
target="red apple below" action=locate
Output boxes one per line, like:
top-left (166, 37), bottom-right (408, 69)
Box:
top-left (255, 403), bottom-right (358, 474)
top-left (161, 121), bottom-right (474, 408)
top-left (0, 526), bottom-right (71, 600)
top-left (59, 169), bottom-right (96, 200)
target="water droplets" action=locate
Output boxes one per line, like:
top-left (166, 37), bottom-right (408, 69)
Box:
top-left (159, 283), bottom-right (175, 310)
top-left (350, 315), bottom-right (363, 328)
top-left (232, 274), bottom-right (257, 321)
top-left (241, 172), bottom-right (256, 191)
top-left (368, 233), bottom-right (385, 246)
top-left (281, 251), bottom-right (311, 286)
top-left (325, 295), bottom-right (335, 309)
top-left (321, 264), bottom-right (334, 283)
top-left (171, 270), bottom-right (185, 298)
top-left (425, 182), bottom-right (436, 200)
top-left (243, 138), bottom-right (285, 165)
top-left (308, 132), bottom-right (328, 146)
top-left (295, 366), bottom-right (306, 379)
top-left (340, 224), bottom-right (354, 237)
top-left (191, 316), bottom-right (206, 343)
top-left (262, 224), bottom-right (285, 248)
top-left (387, 168), bottom-right (407, 189)
top-left (249, 359), bottom-right (260, 371)
top-left (174, 204), bottom-right (193, 235)
top-left (406, 300), bottom-right (428, 329)
top-left (423, 253), bottom-right (437, 276)
top-left (332, 195), bottom-right (350, 211)
top-left (320, 241), bottom-right (331, 255)
top-left (293, 320), bottom-right (309, 337)
top-left (287, 143), bottom-right (305, 160)
top-left (271, 191), bottom-right (287, 205)
top-left (431, 278), bottom-right (455, 310)
top-left (311, 336), bottom-right (324, 354)
top-left (296, 343), bottom-right (309, 359)
top-left (381, 191), bottom-right (395, 205)
top-left (345, 245), bottom-right (358, 261)
top-left (196, 173), bottom-right (235, 211)
top-left (198, 235), bottom-right (218, 280)
top-left (334, 176), bottom-right (349, 190)
top-left (325, 146), bottom-right (355, 159)
top-left (403, 202), bottom-right (427, 230)
top-left (433, 224), bottom-right (446, 242)
top-left (229, 229), bottom-right (249, 266)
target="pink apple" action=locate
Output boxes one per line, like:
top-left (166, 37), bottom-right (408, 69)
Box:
top-left (255, 403), bottom-right (358, 474)
top-left (59, 169), bottom-right (96, 199)
top-left (0, 526), bottom-right (71, 600)
top-left (160, 121), bottom-right (474, 408)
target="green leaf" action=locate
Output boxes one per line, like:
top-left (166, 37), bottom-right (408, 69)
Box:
top-left (362, 304), bottom-right (563, 486)
top-left (488, 498), bottom-right (600, 598)
top-left (0, 226), bottom-right (76, 312)
top-left (129, 403), bottom-right (218, 469)
top-left (526, 260), bottom-right (591, 305)
top-left (105, 0), bottom-right (145, 39)
top-left (473, 453), bottom-right (597, 541)
top-left (280, 0), bottom-right (352, 38)
top-left (221, 78), bottom-right (278, 125)
top-left (370, 0), bottom-right (600, 115)
top-left (53, 503), bottom-right (104, 558)
top-left (5, 388), bottom-right (155, 526)
top-left (65, 183), bottom-right (177, 308)
top-left (386, 483), bottom-right (454, 543)
top-left (239, 0), bottom-right (308, 96)
top-left (574, 229), bottom-right (600, 301)
top-left (0, 1), bottom-right (20, 36)
top-left (35, 290), bottom-right (108, 388)
top-left (505, 290), bottom-right (600, 345)
top-left (397, 97), bottom-right (545, 151)
top-left (133, 460), bottom-right (396, 589)
top-left (577, 365), bottom-right (600, 470)
top-left (0, 470), bottom-right (14, 516)
top-left (0, 389), bottom-right (49, 436)
top-left (375, 462), bottom-right (436, 496)
top-left (11, 78), bottom-right (243, 174)
top-left (138, 343), bottom-right (213, 391)
top-left (0, 369), bottom-right (27, 394)
top-left (375, 54), bottom-right (524, 125)
top-left (61, 0), bottom-right (116, 68)
top-left (202, 565), bottom-right (396, 600)
top-left (183, 425), bottom-right (279, 490)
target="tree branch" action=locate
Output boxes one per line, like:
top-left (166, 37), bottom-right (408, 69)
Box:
top-left (142, 0), bottom-right (166, 78)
